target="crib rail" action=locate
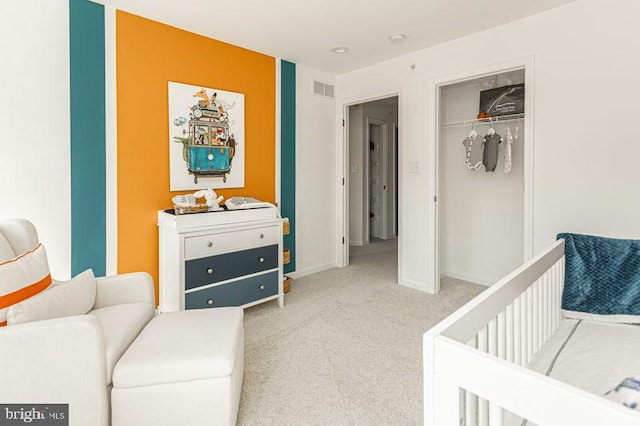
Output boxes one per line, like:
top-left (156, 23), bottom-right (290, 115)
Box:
top-left (424, 239), bottom-right (640, 426)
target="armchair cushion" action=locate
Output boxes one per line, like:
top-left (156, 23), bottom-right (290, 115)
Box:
top-left (7, 269), bottom-right (96, 326)
top-left (89, 302), bottom-right (155, 385)
top-left (0, 244), bottom-right (52, 326)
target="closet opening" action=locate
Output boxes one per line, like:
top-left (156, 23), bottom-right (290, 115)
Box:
top-left (346, 96), bottom-right (399, 265)
top-left (433, 65), bottom-right (533, 293)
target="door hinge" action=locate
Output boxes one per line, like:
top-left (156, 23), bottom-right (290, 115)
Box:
top-left (342, 237), bottom-right (345, 244)
top-left (342, 119), bottom-right (345, 127)
top-left (434, 195), bottom-right (438, 202)
top-left (342, 178), bottom-right (345, 185)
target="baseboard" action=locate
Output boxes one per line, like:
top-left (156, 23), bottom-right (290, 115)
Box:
top-left (399, 278), bottom-right (435, 294)
top-left (442, 270), bottom-right (494, 287)
top-left (287, 261), bottom-right (338, 279)
top-left (349, 240), bottom-right (363, 246)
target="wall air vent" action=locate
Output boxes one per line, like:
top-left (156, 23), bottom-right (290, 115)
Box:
top-left (313, 80), bottom-right (335, 99)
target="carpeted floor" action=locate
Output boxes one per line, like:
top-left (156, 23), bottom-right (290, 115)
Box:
top-left (237, 239), bottom-right (484, 425)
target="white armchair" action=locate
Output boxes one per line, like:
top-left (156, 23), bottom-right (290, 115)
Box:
top-left (0, 219), bottom-right (155, 426)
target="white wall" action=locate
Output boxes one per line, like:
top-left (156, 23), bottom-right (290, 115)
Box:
top-left (0, 1), bottom-right (71, 279)
top-left (295, 65), bottom-right (338, 276)
top-left (336, 0), bottom-right (640, 292)
top-left (440, 74), bottom-right (524, 285)
top-left (348, 104), bottom-right (364, 245)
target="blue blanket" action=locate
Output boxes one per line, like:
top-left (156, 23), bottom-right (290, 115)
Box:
top-left (558, 233), bottom-right (640, 322)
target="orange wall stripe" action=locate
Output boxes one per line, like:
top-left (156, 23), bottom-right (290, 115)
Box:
top-left (116, 12), bottom-right (276, 305)
top-left (0, 274), bottom-right (52, 309)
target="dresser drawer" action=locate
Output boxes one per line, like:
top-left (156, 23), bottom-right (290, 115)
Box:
top-left (184, 225), bottom-right (280, 260)
top-left (185, 244), bottom-right (278, 290)
top-left (185, 271), bottom-right (278, 309)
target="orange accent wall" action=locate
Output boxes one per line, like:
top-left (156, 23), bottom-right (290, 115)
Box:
top-left (116, 11), bottom-right (276, 304)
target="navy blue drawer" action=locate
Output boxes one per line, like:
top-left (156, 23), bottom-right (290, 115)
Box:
top-left (185, 271), bottom-right (279, 309)
top-left (185, 245), bottom-right (278, 290)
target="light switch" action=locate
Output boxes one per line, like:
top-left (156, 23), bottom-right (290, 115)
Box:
top-left (351, 164), bottom-right (358, 173)
top-left (409, 161), bottom-right (420, 173)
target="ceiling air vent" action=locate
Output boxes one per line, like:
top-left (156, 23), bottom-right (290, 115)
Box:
top-left (313, 80), bottom-right (335, 99)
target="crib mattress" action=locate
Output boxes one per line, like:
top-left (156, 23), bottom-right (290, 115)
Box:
top-left (505, 319), bottom-right (640, 425)
top-left (528, 319), bottom-right (640, 395)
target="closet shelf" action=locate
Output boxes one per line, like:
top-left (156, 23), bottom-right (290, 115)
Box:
top-left (442, 113), bottom-right (524, 129)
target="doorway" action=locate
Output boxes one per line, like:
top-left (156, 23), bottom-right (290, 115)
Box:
top-left (429, 58), bottom-right (534, 294)
top-left (346, 96), bottom-right (399, 263)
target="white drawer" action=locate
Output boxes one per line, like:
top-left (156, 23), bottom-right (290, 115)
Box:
top-left (184, 225), bottom-right (280, 259)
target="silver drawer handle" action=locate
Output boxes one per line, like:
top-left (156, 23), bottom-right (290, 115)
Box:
top-left (259, 233), bottom-right (264, 239)
top-left (207, 299), bottom-right (214, 306)
top-left (207, 268), bottom-right (214, 274)
top-left (259, 285), bottom-right (265, 290)
top-left (207, 242), bottom-right (213, 248)
top-left (259, 257), bottom-right (265, 263)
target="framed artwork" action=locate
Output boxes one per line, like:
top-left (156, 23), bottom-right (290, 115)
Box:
top-left (168, 81), bottom-right (245, 190)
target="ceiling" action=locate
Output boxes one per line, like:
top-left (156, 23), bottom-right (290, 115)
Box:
top-left (95, 0), bottom-right (577, 74)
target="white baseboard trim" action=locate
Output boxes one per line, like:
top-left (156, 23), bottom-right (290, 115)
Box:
top-left (349, 240), bottom-right (363, 246)
top-left (399, 278), bottom-right (435, 294)
top-left (287, 261), bottom-right (338, 280)
top-left (441, 270), bottom-right (495, 287)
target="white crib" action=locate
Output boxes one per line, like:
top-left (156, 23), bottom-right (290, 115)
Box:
top-left (424, 239), bottom-right (640, 426)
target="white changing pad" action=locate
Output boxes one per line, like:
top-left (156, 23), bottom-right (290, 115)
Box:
top-left (504, 319), bottom-right (640, 425)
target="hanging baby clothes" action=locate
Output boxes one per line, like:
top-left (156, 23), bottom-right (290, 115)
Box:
top-left (482, 131), bottom-right (502, 172)
top-left (462, 132), bottom-right (483, 171)
top-left (503, 126), bottom-right (514, 174)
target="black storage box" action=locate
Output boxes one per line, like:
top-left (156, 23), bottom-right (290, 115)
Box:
top-left (479, 84), bottom-right (524, 117)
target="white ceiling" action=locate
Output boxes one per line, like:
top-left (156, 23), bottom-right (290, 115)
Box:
top-left (95, 0), bottom-right (577, 74)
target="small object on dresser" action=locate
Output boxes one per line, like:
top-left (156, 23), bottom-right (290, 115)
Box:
top-left (173, 203), bottom-right (209, 215)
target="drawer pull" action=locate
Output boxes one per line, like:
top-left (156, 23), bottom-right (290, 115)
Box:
top-left (207, 242), bottom-right (213, 248)
top-left (207, 268), bottom-right (214, 274)
top-left (207, 299), bottom-right (214, 306)
top-left (259, 257), bottom-right (265, 263)
top-left (259, 233), bottom-right (264, 239)
top-left (259, 285), bottom-right (265, 291)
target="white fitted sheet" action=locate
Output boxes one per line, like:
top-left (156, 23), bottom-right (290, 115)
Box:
top-left (504, 319), bottom-right (640, 425)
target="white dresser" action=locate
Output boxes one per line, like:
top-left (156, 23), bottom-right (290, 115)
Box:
top-left (157, 206), bottom-right (284, 312)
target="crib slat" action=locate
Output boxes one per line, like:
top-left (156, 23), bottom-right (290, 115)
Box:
top-left (506, 304), bottom-right (514, 363)
top-left (514, 296), bottom-right (521, 365)
top-left (497, 310), bottom-right (506, 360)
top-left (488, 318), bottom-right (497, 357)
top-left (465, 390), bottom-right (477, 426)
top-left (542, 272), bottom-right (549, 344)
top-left (478, 326), bottom-right (489, 426)
top-left (526, 290), bottom-right (532, 365)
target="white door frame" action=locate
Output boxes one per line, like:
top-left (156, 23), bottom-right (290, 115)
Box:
top-left (337, 87), bottom-right (403, 274)
top-left (391, 123), bottom-right (398, 237)
top-left (428, 56), bottom-right (535, 293)
top-left (365, 117), bottom-right (388, 242)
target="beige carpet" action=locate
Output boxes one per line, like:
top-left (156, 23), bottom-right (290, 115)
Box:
top-left (237, 239), bottom-right (484, 425)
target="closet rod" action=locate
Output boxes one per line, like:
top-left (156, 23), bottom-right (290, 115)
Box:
top-left (442, 113), bottom-right (524, 129)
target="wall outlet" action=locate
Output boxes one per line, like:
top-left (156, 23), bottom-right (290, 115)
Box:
top-left (409, 161), bottom-right (420, 173)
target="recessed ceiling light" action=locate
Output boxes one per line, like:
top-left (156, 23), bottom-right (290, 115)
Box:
top-left (330, 46), bottom-right (349, 54)
top-left (389, 33), bottom-right (406, 44)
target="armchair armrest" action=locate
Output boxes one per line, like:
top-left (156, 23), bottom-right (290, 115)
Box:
top-left (0, 315), bottom-right (109, 426)
top-left (94, 272), bottom-right (155, 309)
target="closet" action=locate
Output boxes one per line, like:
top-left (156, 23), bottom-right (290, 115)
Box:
top-left (438, 69), bottom-right (525, 287)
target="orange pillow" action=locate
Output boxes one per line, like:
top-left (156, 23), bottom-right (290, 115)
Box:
top-left (0, 244), bottom-right (52, 326)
